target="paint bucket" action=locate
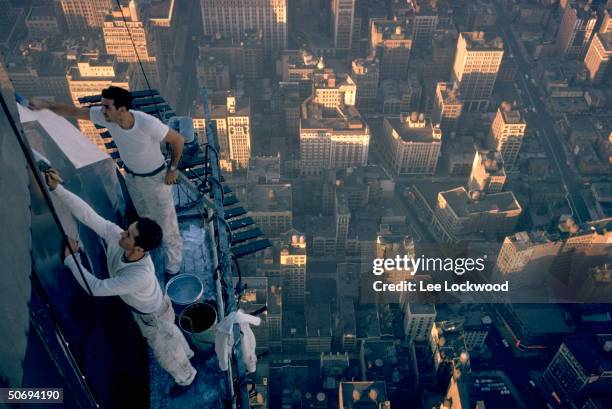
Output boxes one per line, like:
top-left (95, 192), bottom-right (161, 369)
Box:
top-left (178, 301), bottom-right (217, 354)
top-left (165, 274), bottom-right (204, 314)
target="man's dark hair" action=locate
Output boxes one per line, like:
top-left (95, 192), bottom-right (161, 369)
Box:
top-left (101, 86), bottom-right (133, 110)
top-left (134, 218), bottom-right (163, 252)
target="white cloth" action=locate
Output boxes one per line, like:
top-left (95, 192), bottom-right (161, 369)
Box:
top-left (124, 170), bottom-right (183, 274)
top-left (53, 185), bottom-right (163, 314)
top-left (214, 310), bottom-right (261, 373)
top-left (89, 106), bottom-right (169, 174)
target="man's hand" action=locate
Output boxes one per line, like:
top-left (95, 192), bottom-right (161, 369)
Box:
top-left (63, 238), bottom-right (79, 260)
top-left (28, 98), bottom-right (50, 111)
top-left (164, 169), bottom-right (178, 185)
top-left (44, 169), bottom-right (63, 190)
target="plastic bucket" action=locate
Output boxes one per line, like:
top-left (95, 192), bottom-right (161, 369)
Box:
top-left (165, 274), bottom-right (204, 314)
top-left (178, 301), bottom-right (217, 354)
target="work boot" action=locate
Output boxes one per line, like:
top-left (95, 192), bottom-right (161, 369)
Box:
top-left (169, 382), bottom-right (191, 398)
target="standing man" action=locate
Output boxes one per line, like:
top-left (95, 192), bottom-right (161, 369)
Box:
top-left (30, 87), bottom-right (184, 279)
top-left (44, 169), bottom-right (196, 397)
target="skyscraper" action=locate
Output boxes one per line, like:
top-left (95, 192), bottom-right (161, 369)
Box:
top-left (280, 230), bottom-right (307, 306)
top-left (468, 150), bottom-right (506, 194)
top-left (102, 1), bottom-right (160, 90)
top-left (555, 1), bottom-right (598, 59)
top-left (490, 102), bottom-right (526, 171)
top-left (381, 113), bottom-right (442, 176)
top-left (299, 99), bottom-right (370, 176)
top-left (66, 53), bottom-right (129, 152)
top-left (59, 0), bottom-right (112, 35)
top-left (584, 32), bottom-right (612, 83)
top-left (370, 20), bottom-right (413, 80)
top-left (451, 32), bottom-right (504, 112)
top-left (351, 57), bottom-right (379, 113)
top-left (431, 82), bottom-right (462, 136)
top-left (200, 0), bottom-right (287, 53)
top-left (209, 93), bottom-right (252, 169)
top-left (331, 0), bottom-right (355, 50)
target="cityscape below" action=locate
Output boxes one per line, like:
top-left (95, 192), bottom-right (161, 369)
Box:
top-left (1, 1), bottom-right (611, 409)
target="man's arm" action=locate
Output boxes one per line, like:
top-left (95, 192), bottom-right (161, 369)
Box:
top-left (29, 99), bottom-right (90, 121)
top-left (64, 250), bottom-right (146, 297)
top-left (163, 128), bottom-right (184, 185)
top-left (51, 185), bottom-right (122, 242)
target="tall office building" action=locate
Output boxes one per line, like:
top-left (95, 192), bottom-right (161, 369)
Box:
top-left (351, 57), bottom-right (379, 112)
top-left (102, 1), bottom-right (160, 90)
top-left (468, 150), bottom-right (506, 194)
top-left (490, 102), bottom-right (526, 171)
top-left (381, 113), bottom-right (442, 176)
top-left (600, 7), bottom-right (612, 34)
top-left (200, 0), bottom-right (287, 53)
top-left (335, 191), bottom-right (351, 255)
top-left (331, 0), bottom-right (355, 50)
top-left (403, 303), bottom-right (436, 342)
top-left (543, 335), bottom-right (612, 409)
top-left (299, 98), bottom-right (370, 176)
top-left (60, 0), bottom-right (112, 35)
top-left (247, 184), bottom-right (293, 238)
top-left (67, 53), bottom-right (129, 152)
top-left (370, 20), bottom-right (413, 80)
top-left (555, 1), bottom-right (598, 59)
top-left (451, 31), bottom-right (504, 112)
top-left (280, 230), bottom-right (307, 306)
top-left (584, 32), bottom-right (612, 83)
top-left (431, 82), bottom-right (462, 136)
top-left (209, 93), bottom-right (252, 169)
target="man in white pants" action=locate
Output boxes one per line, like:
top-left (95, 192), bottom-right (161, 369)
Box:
top-left (45, 170), bottom-right (196, 397)
top-left (30, 87), bottom-right (184, 279)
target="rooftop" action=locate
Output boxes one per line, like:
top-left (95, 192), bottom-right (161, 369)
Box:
top-left (499, 104), bottom-right (525, 125)
top-left (596, 32), bottom-right (612, 50)
top-left (461, 31), bottom-right (504, 51)
top-left (305, 304), bottom-right (332, 338)
top-left (385, 114), bottom-right (442, 143)
top-left (209, 93), bottom-right (250, 118)
top-left (339, 381), bottom-right (389, 408)
top-left (301, 98), bottom-right (367, 132)
top-left (372, 20), bottom-right (412, 41)
top-left (247, 184), bottom-right (292, 213)
top-left (27, 5), bottom-right (56, 19)
top-left (437, 82), bottom-right (461, 104)
top-left (564, 333), bottom-right (612, 374)
top-left (283, 308), bottom-right (306, 339)
top-left (476, 150), bottom-right (505, 175)
top-left (511, 304), bottom-right (573, 334)
top-left (439, 187), bottom-right (521, 217)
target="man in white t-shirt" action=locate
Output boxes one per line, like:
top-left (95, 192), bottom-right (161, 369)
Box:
top-left (30, 87), bottom-right (184, 278)
top-left (44, 169), bottom-right (196, 398)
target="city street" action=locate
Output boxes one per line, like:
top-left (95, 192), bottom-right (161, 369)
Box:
top-left (493, 0), bottom-right (591, 223)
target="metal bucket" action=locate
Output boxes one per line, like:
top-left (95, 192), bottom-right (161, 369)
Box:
top-left (178, 301), bottom-right (217, 354)
top-left (165, 274), bottom-right (203, 314)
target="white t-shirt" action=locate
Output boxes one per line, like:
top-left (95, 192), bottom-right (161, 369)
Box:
top-left (90, 106), bottom-right (169, 174)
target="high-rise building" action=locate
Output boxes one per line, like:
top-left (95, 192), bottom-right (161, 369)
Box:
top-left (584, 32), bottom-right (612, 83)
top-left (490, 102), bottom-right (526, 171)
top-left (400, 73), bottom-right (422, 114)
top-left (312, 67), bottom-right (357, 110)
top-left (543, 335), bottom-right (612, 408)
top-left (468, 150), bottom-right (506, 194)
top-left (279, 230), bottom-right (307, 306)
top-left (60, 0), bottom-right (112, 35)
top-left (280, 49), bottom-right (319, 99)
top-left (370, 20), bottom-right (413, 80)
top-left (200, 0), bottom-right (287, 53)
top-left (335, 191), bottom-right (351, 255)
top-left (26, 6), bottom-right (62, 40)
top-left (432, 82), bottom-right (462, 136)
top-left (351, 57), bottom-right (379, 112)
top-left (102, 1), bottom-right (160, 90)
top-left (600, 7), bottom-right (612, 34)
top-left (299, 100), bottom-right (369, 176)
top-left (381, 113), bottom-right (442, 176)
top-left (247, 184), bottom-right (293, 238)
top-left (451, 32), bottom-right (504, 112)
top-left (433, 187), bottom-right (521, 242)
top-left (555, 1), bottom-right (598, 59)
top-left (431, 28), bottom-right (458, 80)
top-left (196, 55), bottom-right (230, 92)
top-left (66, 53), bottom-right (129, 152)
top-left (209, 92), bottom-right (252, 169)
top-left (466, 0), bottom-right (496, 31)
top-left (331, 0), bottom-right (356, 50)
top-left (403, 303), bottom-right (436, 342)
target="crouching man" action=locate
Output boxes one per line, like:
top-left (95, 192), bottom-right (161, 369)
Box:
top-left (45, 170), bottom-right (196, 397)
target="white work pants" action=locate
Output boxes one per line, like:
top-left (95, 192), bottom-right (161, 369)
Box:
top-left (125, 171), bottom-right (182, 274)
top-left (132, 296), bottom-right (197, 386)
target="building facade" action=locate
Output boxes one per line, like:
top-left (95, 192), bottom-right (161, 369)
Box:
top-left (490, 103), bottom-right (526, 171)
